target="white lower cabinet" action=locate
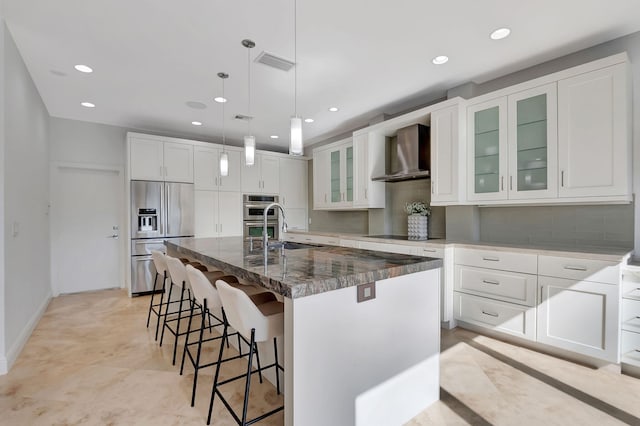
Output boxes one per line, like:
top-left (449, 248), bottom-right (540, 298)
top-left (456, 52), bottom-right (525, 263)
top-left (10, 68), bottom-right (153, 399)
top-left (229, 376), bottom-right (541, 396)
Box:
top-left (537, 276), bottom-right (619, 363)
top-left (621, 267), bottom-right (640, 371)
top-left (454, 292), bottom-right (536, 340)
top-left (454, 265), bottom-right (537, 306)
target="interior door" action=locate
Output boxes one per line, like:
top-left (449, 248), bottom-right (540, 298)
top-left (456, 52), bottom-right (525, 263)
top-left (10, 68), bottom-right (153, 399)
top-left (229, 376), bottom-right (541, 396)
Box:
top-left (50, 164), bottom-right (124, 294)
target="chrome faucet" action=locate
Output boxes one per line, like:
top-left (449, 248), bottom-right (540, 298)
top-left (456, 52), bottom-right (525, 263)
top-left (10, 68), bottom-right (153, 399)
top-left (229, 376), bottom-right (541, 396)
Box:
top-left (263, 202), bottom-right (287, 249)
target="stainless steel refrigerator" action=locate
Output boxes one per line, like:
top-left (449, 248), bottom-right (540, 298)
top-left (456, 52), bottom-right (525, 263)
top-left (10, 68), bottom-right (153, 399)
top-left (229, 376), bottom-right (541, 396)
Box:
top-left (130, 180), bottom-right (194, 295)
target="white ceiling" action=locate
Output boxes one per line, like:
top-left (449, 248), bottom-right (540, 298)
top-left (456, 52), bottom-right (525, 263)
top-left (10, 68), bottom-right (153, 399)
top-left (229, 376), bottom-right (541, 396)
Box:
top-left (3, 0), bottom-right (640, 151)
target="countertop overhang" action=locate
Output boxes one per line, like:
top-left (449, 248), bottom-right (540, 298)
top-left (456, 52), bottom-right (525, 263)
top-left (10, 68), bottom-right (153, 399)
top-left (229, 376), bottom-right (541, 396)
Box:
top-left (165, 237), bottom-right (442, 299)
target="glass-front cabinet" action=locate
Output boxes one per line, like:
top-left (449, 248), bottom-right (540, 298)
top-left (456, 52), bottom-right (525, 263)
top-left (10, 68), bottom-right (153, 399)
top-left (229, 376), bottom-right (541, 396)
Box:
top-left (467, 98), bottom-right (508, 201)
top-left (507, 83), bottom-right (557, 199)
top-left (467, 83), bottom-right (557, 202)
top-left (329, 145), bottom-right (353, 206)
top-left (313, 137), bottom-right (353, 209)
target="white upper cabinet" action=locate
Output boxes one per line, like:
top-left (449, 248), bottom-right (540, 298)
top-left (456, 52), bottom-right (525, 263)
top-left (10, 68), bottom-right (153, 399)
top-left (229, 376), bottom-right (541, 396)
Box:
top-left (467, 97), bottom-right (508, 202)
top-left (507, 83), bottom-right (558, 200)
top-left (557, 63), bottom-right (630, 199)
top-left (313, 138), bottom-right (353, 210)
top-left (431, 104), bottom-right (464, 205)
top-left (353, 132), bottom-right (385, 208)
top-left (279, 157), bottom-right (308, 209)
top-left (129, 135), bottom-right (165, 181)
top-left (129, 134), bottom-right (194, 183)
top-left (194, 145), bottom-right (241, 192)
top-left (241, 152), bottom-right (280, 194)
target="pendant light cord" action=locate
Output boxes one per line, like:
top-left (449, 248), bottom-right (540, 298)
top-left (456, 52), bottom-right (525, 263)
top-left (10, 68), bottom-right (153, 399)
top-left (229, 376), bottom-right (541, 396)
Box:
top-left (247, 45), bottom-right (252, 135)
top-left (222, 76), bottom-right (226, 150)
top-left (294, 0), bottom-right (297, 116)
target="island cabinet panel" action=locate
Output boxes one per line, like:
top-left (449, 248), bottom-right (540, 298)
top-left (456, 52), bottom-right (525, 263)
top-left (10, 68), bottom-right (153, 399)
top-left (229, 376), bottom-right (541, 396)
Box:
top-left (286, 269), bottom-right (440, 426)
top-left (537, 276), bottom-right (619, 363)
top-left (557, 63), bottom-right (630, 199)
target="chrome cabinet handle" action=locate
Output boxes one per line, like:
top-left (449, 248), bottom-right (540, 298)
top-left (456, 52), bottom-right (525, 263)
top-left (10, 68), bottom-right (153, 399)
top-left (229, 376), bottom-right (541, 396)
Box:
top-left (431, 181), bottom-right (434, 194)
top-left (482, 256), bottom-right (500, 262)
top-left (365, 188), bottom-right (368, 199)
top-left (564, 265), bottom-right (588, 271)
top-left (501, 176), bottom-right (504, 191)
top-left (423, 248), bottom-right (437, 253)
top-left (324, 194), bottom-right (327, 203)
top-left (482, 310), bottom-right (499, 318)
top-left (509, 175), bottom-right (513, 191)
top-left (482, 279), bottom-right (500, 285)
top-left (106, 234), bottom-right (119, 239)
top-left (561, 170), bottom-right (565, 187)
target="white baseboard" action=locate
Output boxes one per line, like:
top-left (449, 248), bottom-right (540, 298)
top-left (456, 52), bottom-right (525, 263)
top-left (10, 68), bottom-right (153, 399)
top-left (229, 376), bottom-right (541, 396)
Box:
top-left (2, 291), bottom-right (52, 374)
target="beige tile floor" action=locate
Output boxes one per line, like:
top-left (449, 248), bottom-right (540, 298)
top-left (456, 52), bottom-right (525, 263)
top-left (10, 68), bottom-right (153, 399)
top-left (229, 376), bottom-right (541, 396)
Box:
top-left (0, 288), bottom-right (639, 425)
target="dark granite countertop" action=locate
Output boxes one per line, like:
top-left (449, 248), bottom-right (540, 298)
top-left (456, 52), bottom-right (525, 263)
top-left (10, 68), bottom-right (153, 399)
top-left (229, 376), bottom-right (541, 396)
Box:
top-left (165, 237), bottom-right (442, 299)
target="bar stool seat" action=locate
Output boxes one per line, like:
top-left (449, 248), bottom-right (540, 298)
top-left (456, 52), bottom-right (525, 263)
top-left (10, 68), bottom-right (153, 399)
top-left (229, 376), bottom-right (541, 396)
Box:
top-left (181, 266), bottom-right (277, 408)
top-left (207, 279), bottom-right (284, 425)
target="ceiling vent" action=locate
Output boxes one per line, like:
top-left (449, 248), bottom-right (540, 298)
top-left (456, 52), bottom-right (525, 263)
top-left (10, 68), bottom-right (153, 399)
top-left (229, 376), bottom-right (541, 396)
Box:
top-left (255, 51), bottom-right (295, 72)
top-left (234, 114), bottom-right (254, 121)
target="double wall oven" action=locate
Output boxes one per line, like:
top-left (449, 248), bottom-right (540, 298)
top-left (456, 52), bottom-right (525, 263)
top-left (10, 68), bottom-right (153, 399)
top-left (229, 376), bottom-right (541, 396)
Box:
top-left (243, 194), bottom-right (280, 240)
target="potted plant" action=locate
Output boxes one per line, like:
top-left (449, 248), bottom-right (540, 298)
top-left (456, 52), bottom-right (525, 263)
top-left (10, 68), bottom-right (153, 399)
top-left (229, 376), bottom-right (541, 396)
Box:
top-left (405, 201), bottom-right (431, 240)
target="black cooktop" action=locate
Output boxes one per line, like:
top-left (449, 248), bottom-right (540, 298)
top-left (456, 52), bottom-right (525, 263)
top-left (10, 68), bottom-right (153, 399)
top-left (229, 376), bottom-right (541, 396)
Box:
top-left (367, 234), bottom-right (434, 241)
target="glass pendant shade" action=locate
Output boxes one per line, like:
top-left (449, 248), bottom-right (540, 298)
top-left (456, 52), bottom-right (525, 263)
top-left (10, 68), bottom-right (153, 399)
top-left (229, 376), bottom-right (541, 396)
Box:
top-left (290, 116), bottom-right (303, 156)
top-left (244, 135), bottom-right (256, 166)
top-left (219, 151), bottom-right (229, 176)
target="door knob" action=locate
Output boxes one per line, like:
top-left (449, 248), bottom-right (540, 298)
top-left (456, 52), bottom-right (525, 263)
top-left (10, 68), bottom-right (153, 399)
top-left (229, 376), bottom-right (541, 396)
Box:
top-left (107, 234), bottom-right (119, 239)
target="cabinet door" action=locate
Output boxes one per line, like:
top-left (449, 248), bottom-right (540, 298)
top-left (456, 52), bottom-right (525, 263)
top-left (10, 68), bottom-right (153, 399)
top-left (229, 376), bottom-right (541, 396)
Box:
top-left (558, 63), bottom-right (629, 198)
top-left (537, 276), bottom-right (619, 362)
top-left (164, 142), bottom-right (194, 183)
top-left (241, 158), bottom-right (262, 194)
top-left (431, 106), bottom-right (460, 204)
top-left (130, 136), bottom-right (164, 180)
top-left (218, 149), bottom-right (242, 192)
top-left (194, 146), bottom-right (219, 190)
top-left (507, 83), bottom-right (558, 199)
top-left (467, 98), bottom-right (508, 201)
top-left (217, 191), bottom-right (242, 236)
top-left (313, 149), bottom-right (331, 209)
top-left (194, 190), bottom-right (218, 237)
top-left (261, 155), bottom-right (280, 194)
top-left (280, 157), bottom-right (308, 209)
top-left (330, 148), bottom-right (342, 204)
top-left (353, 133), bottom-right (369, 207)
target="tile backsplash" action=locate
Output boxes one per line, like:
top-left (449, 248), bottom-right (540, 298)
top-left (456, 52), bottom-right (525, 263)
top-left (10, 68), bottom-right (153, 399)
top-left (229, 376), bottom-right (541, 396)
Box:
top-left (479, 204), bottom-right (634, 249)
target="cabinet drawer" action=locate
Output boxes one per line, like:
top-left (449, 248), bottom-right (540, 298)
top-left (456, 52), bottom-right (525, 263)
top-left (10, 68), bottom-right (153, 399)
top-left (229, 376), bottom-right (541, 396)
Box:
top-left (622, 280), bottom-right (640, 300)
top-left (455, 248), bottom-right (537, 274)
top-left (454, 265), bottom-right (537, 306)
top-left (538, 255), bottom-right (619, 284)
top-left (420, 246), bottom-right (444, 259)
top-left (621, 330), bottom-right (640, 366)
top-left (453, 292), bottom-right (536, 341)
top-left (622, 299), bottom-right (640, 333)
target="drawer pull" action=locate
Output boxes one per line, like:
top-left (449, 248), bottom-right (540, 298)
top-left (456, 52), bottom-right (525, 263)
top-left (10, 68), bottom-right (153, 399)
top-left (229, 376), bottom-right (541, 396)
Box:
top-left (564, 265), bottom-right (588, 271)
top-left (482, 310), bottom-right (499, 318)
top-left (482, 279), bottom-right (500, 285)
top-left (482, 256), bottom-right (500, 262)
top-left (423, 249), bottom-right (437, 253)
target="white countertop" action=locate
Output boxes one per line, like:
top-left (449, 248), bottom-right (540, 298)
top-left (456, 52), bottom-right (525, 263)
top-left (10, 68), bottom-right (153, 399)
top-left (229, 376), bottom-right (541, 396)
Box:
top-left (287, 230), bottom-right (632, 263)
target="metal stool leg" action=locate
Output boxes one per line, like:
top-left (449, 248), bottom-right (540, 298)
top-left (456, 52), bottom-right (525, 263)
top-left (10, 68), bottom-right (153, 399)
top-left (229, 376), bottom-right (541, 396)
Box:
top-left (154, 273), bottom-right (167, 341)
top-left (159, 281), bottom-right (174, 347)
top-left (146, 272), bottom-right (159, 327)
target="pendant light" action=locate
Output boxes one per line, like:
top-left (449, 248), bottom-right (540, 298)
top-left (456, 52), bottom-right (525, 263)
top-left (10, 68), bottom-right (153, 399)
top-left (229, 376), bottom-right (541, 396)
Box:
top-left (289, 0), bottom-right (303, 156)
top-left (218, 72), bottom-right (229, 177)
top-left (242, 39), bottom-right (256, 166)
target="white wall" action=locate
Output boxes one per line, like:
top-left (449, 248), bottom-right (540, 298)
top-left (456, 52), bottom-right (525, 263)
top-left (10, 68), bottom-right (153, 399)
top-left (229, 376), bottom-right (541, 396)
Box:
top-left (0, 14), bottom-right (7, 373)
top-left (49, 117), bottom-right (126, 167)
top-left (2, 22), bottom-right (51, 372)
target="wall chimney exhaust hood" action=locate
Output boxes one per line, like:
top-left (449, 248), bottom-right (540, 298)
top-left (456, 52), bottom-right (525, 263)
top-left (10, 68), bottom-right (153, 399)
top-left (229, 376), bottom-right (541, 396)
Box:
top-left (372, 123), bottom-right (430, 182)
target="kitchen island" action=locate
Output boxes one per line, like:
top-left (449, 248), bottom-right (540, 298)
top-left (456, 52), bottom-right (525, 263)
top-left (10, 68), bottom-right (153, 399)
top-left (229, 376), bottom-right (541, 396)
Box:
top-left (166, 237), bottom-right (442, 426)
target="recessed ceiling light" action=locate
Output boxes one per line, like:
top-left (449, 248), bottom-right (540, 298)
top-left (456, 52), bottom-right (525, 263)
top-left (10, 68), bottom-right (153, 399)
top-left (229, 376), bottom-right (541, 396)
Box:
top-left (214, 97), bottom-right (227, 103)
top-left (432, 55), bottom-right (449, 65)
top-left (80, 102), bottom-right (95, 108)
top-left (191, 121), bottom-right (203, 126)
top-left (270, 135), bottom-right (279, 139)
top-left (328, 107), bottom-right (339, 112)
top-left (490, 28), bottom-right (511, 40)
top-left (304, 118), bottom-right (314, 123)
top-left (74, 64), bottom-right (93, 73)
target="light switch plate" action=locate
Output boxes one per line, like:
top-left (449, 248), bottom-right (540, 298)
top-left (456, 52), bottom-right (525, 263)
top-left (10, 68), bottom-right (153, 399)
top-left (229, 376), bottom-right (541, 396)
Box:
top-left (357, 282), bottom-right (376, 303)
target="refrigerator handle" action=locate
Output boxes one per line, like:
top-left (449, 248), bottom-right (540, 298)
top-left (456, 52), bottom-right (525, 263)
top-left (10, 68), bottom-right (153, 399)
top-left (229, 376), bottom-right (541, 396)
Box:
top-left (165, 184), bottom-right (170, 236)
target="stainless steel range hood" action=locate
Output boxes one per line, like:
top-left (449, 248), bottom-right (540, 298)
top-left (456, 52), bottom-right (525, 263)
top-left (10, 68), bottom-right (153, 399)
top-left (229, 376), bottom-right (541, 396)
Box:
top-left (372, 123), bottom-right (430, 182)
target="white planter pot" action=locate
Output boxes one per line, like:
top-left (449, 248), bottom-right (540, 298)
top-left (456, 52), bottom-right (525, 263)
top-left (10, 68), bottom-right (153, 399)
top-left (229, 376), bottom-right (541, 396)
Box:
top-left (408, 215), bottom-right (428, 240)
